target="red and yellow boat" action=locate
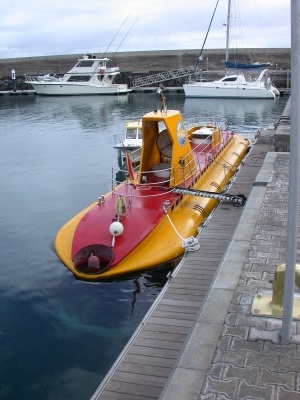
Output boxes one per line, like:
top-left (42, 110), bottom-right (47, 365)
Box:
top-left (55, 99), bottom-right (250, 281)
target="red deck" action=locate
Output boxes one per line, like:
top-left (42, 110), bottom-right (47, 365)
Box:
top-left (71, 131), bottom-right (234, 268)
top-left (72, 182), bottom-right (180, 266)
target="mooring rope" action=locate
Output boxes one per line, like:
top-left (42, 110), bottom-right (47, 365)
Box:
top-left (164, 211), bottom-right (200, 252)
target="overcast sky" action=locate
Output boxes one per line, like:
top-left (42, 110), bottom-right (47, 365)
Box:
top-left (1, 0), bottom-right (290, 60)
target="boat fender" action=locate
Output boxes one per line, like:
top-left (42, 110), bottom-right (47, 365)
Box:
top-left (110, 221), bottom-right (124, 247)
top-left (109, 221), bottom-right (124, 237)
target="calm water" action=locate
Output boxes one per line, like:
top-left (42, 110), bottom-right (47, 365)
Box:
top-left (0, 93), bottom-right (288, 400)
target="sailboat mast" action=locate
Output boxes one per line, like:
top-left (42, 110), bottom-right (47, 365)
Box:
top-left (225, 0), bottom-right (231, 74)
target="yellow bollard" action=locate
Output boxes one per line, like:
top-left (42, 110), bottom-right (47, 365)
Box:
top-left (252, 263), bottom-right (300, 318)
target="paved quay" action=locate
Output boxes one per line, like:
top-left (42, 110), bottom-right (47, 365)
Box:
top-left (92, 103), bottom-right (300, 400)
top-left (160, 151), bottom-right (300, 400)
top-left (160, 102), bottom-right (300, 400)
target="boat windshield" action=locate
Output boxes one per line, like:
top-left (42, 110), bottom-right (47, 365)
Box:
top-left (75, 60), bottom-right (95, 68)
top-left (126, 128), bottom-right (142, 140)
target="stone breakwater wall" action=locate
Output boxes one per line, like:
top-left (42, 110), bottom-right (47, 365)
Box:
top-left (0, 48), bottom-right (291, 91)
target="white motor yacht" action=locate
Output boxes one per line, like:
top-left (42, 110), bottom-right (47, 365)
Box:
top-left (25, 54), bottom-right (131, 96)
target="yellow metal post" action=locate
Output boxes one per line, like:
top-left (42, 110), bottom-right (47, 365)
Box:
top-left (251, 263), bottom-right (300, 319)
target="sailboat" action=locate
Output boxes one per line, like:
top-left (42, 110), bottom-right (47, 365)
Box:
top-left (183, 0), bottom-right (280, 99)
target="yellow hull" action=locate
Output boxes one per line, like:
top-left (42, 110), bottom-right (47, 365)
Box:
top-left (55, 134), bottom-right (249, 281)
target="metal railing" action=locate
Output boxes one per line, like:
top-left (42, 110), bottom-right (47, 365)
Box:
top-left (130, 66), bottom-right (197, 88)
top-left (184, 117), bottom-right (227, 131)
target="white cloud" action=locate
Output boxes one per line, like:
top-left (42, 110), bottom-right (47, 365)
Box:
top-left (0, 0), bottom-right (290, 59)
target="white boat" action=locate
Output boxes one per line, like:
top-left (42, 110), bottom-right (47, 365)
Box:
top-left (113, 120), bottom-right (142, 152)
top-left (113, 120), bottom-right (143, 177)
top-left (184, 69), bottom-right (280, 99)
top-left (25, 54), bottom-right (131, 96)
top-left (183, 0), bottom-right (280, 99)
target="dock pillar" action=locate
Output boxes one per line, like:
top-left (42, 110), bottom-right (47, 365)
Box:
top-left (11, 68), bottom-right (16, 92)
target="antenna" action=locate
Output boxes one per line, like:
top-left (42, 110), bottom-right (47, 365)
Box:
top-left (101, 15), bottom-right (130, 57)
top-left (112, 16), bottom-right (139, 57)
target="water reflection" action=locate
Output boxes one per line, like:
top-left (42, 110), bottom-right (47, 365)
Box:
top-left (183, 97), bottom-right (283, 135)
top-left (34, 95), bottom-right (129, 131)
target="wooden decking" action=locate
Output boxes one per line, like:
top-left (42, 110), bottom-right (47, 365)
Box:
top-left (91, 138), bottom-right (268, 400)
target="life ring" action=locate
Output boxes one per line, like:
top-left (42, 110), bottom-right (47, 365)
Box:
top-left (99, 69), bottom-right (105, 75)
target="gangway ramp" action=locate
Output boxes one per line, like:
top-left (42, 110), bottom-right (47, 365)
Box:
top-left (130, 66), bottom-right (197, 88)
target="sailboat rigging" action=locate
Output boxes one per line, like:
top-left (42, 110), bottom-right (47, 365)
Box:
top-left (192, 0), bottom-right (220, 76)
top-left (224, 0), bottom-right (272, 70)
top-left (183, 0), bottom-right (279, 99)
top-left (25, 17), bottom-right (136, 96)
top-left (101, 15), bottom-right (130, 57)
top-left (113, 17), bottom-right (139, 57)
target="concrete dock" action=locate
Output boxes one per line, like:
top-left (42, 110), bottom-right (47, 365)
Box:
top-left (90, 99), bottom-right (299, 400)
top-left (160, 155), bottom-right (299, 400)
top-left (0, 90), bottom-right (36, 95)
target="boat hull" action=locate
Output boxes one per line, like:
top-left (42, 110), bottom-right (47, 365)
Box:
top-left (30, 82), bottom-right (131, 96)
top-left (183, 83), bottom-right (278, 99)
top-left (55, 133), bottom-right (249, 281)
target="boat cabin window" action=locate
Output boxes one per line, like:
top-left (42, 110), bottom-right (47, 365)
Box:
top-left (126, 128), bottom-right (142, 140)
top-left (68, 75), bottom-right (91, 82)
top-left (126, 129), bottom-right (137, 139)
top-left (75, 60), bottom-right (95, 68)
top-left (222, 77), bottom-right (237, 82)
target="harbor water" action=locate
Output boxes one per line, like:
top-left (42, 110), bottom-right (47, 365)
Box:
top-left (0, 93), bottom-right (288, 400)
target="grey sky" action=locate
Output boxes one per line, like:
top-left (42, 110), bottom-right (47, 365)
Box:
top-left (1, 0), bottom-right (290, 59)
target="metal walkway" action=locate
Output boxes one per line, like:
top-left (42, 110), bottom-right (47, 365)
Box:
top-left (130, 66), bottom-right (196, 88)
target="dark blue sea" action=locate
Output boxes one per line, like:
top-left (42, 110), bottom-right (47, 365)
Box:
top-left (0, 92), bottom-right (288, 400)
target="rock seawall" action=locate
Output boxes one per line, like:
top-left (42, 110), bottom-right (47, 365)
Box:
top-left (0, 48), bottom-right (291, 91)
